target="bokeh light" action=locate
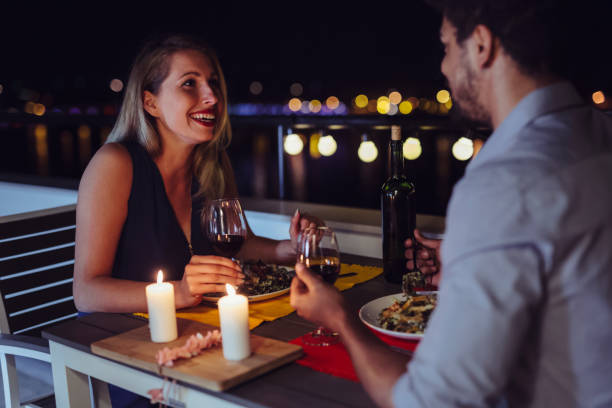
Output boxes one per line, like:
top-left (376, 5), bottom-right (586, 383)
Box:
top-left (110, 79), bottom-right (124, 93)
top-left (34, 124), bottom-right (47, 138)
top-left (436, 89), bottom-right (451, 104)
top-left (33, 103), bottom-right (46, 116)
top-left (309, 99), bottom-right (322, 113)
top-left (358, 140), bottom-right (378, 163)
top-left (78, 125), bottom-right (91, 140)
top-left (403, 137), bottom-right (422, 160)
top-left (318, 135), bottom-right (337, 157)
top-left (290, 83), bottom-right (303, 97)
top-left (387, 103), bottom-right (399, 115)
top-left (326, 96), bottom-right (340, 110)
top-left (389, 91), bottom-right (402, 105)
top-left (288, 98), bottom-right (302, 112)
top-left (284, 133), bottom-right (304, 155)
top-left (377, 96), bottom-right (390, 114)
top-left (300, 101), bottom-right (310, 114)
top-left (592, 91), bottom-right (605, 104)
top-left (452, 137), bottom-right (474, 161)
top-left (355, 94), bottom-right (368, 108)
top-left (249, 81), bottom-right (263, 95)
top-left (399, 101), bottom-right (413, 114)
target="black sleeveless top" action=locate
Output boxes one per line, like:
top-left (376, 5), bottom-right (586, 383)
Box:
top-left (112, 141), bottom-right (214, 282)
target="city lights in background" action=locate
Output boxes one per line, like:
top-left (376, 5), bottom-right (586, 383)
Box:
top-left (403, 137), bottom-right (422, 160)
top-left (318, 135), bottom-right (337, 157)
top-left (308, 99), bottom-right (322, 113)
top-left (326, 96), bottom-right (340, 110)
top-left (355, 94), bottom-right (368, 108)
top-left (288, 98), bottom-right (302, 112)
top-left (389, 91), bottom-right (402, 105)
top-left (290, 83), bottom-right (303, 97)
top-left (377, 96), bottom-right (390, 114)
top-left (399, 100), bottom-right (413, 115)
top-left (452, 137), bottom-right (474, 161)
top-left (284, 133), bottom-right (304, 155)
top-left (109, 79), bottom-right (124, 93)
top-left (592, 91), bottom-right (605, 104)
top-left (358, 136), bottom-right (378, 163)
top-left (436, 89), bottom-right (451, 104)
top-left (249, 81), bottom-right (263, 95)
top-left (32, 103), bottom-right (46, 116)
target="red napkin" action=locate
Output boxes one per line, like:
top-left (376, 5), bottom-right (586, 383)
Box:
top-left (290, 331), bottom-right (419, 382)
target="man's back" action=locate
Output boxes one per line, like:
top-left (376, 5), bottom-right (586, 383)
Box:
top-left (393, 83), bottom-right (612, 407)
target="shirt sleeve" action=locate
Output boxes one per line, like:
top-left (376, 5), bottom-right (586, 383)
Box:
top-left (392, 245), bottom-right (544, 408)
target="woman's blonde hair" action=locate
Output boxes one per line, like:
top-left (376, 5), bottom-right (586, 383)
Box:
top-left (107, 34), bottom-right (231, 199)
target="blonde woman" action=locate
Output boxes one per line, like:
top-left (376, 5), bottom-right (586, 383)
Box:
top-left (74, 35), bottom-right (316, 315)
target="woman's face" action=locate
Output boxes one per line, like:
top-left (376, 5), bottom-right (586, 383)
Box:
top-left (144, 49), bottom-right (221, 147)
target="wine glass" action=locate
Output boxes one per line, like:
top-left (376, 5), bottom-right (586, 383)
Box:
top-left (203, 199), bottom-right (247, 259)
top-left (297, 226), bottom-right (341, 346)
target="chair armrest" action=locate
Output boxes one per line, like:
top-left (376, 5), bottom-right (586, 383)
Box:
top-left (0, 333), bottom-right (50, 362)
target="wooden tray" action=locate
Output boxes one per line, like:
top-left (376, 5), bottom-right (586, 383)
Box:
top-left (91, 318), bottom-right (303, 391)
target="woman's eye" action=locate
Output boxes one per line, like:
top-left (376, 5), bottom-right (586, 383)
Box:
top-left (182, 79), bottom-right (195, 87)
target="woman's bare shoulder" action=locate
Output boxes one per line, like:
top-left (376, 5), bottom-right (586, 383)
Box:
top-left (79, 142), bottom-right (133, 197)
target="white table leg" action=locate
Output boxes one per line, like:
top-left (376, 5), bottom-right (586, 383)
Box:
top-left (48, 340), bottom-right (245, 408)
top-left (0, 353), bottom-right (20, 408)
top-left (90, 377), bottom-right (111, 408)
top-left (49, 341), bottom-right (91, 408)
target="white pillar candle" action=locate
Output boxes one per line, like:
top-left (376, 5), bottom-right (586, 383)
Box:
top-left (145, 270), bottom-right (178, 343)
top-left (218, 283), bottom-right (251, 360)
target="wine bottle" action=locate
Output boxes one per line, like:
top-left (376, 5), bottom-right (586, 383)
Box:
top-left (381, 125), bottom-right (416, 283)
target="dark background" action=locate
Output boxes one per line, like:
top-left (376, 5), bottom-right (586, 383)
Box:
top-left (1, 3), bottom-right (611, 215)
top-left (2, 3), bottom-right (610, 106)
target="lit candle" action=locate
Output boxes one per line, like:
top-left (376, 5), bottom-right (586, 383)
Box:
top-left (218, 283), bottom-right (250, 360)
top-left (145, 270), bottom-right (178, 343)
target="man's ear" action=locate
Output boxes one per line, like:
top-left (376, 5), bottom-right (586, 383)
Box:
top-left (471, 24), bottom-right (497, 69)
top-left (143, 90), bottom-right (159, 117)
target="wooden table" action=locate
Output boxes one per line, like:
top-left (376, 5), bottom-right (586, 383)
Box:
top-left (43, 255), bottom-right (402, 408)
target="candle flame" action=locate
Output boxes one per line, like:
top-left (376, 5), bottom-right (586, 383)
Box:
top-left (226, 283), bottom-right (236, 296)
top-left (157, 270), bottom-right (163, 284)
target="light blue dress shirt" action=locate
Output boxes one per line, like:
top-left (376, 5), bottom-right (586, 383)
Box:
top-left (392, 82), bottom-right (612, 407)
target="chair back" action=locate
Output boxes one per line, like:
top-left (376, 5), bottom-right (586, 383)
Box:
top-left (0, 204), bottom-right (77, 337)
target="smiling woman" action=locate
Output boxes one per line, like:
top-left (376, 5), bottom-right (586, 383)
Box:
top-left (72, 34), bottom-right (321, 407)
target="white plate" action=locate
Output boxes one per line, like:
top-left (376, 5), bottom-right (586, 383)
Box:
top-left (358, 292), bottom-right (438, 340)
top-left (201, 287), bottom-right (290, 303)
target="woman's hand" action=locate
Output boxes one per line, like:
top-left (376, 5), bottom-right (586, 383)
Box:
top-left (175, 255), bottom-right (244, 308)
top-left (405, 229), bottom-right (442, 286)
top-left (289, 209), bottom-right (324, 250)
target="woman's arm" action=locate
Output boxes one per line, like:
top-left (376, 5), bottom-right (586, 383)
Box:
top-left (74, 144), bottom-right (243, 313)
top-left (219, 151), bottom-right (319, 265)
top-left (73, 143), bottom-right (153, 312)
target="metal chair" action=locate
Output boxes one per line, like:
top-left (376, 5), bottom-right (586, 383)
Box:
top-left (0, 205), bottom-right (78, 408)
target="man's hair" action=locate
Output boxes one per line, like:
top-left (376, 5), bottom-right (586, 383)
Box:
top-left (427, 0), bottom-right (574, 78)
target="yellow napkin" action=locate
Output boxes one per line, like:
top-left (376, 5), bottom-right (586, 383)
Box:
top-left (137, 263), bottom-right (382, 330)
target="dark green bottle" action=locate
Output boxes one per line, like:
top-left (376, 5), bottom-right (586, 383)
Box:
top-left (381, 125), bottom-right (416, 283)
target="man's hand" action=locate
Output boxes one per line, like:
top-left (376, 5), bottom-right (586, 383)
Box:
top-left (290, 263), bottom-right (347, 331)
top-left (405, 229), bottom-right (443, 286)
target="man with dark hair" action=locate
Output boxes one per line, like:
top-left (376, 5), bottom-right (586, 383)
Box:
top-left (290, 1), bottom-right (612, 407)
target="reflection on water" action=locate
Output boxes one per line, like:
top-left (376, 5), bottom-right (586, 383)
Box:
top-left (0, 118), bottom-right (482, 216)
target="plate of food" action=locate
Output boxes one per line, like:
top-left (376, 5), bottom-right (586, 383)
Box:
top-left (202, 261), bottom-right (294, 302)
top-left (358, 292), bottom-right (438, 340)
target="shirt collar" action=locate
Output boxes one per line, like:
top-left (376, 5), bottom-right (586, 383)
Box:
top-left (467, 81), bottom-right (584, 171)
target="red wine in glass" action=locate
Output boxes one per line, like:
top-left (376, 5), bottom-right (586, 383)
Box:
top-left (306, 256), bottom-right (340, 284)
top-left (204, 199), bottom-right (247, 259)
top-left (211, 234), bottom-right (245, 258)
top-left (297, 227), bottom-right (341, 346)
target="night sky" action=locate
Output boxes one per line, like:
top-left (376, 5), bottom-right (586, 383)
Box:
top-left (1, 2), bottom-right (611, 107)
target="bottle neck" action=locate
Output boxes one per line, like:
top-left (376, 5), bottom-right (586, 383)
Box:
top-left (390, 140), bottom-right (404, 177)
